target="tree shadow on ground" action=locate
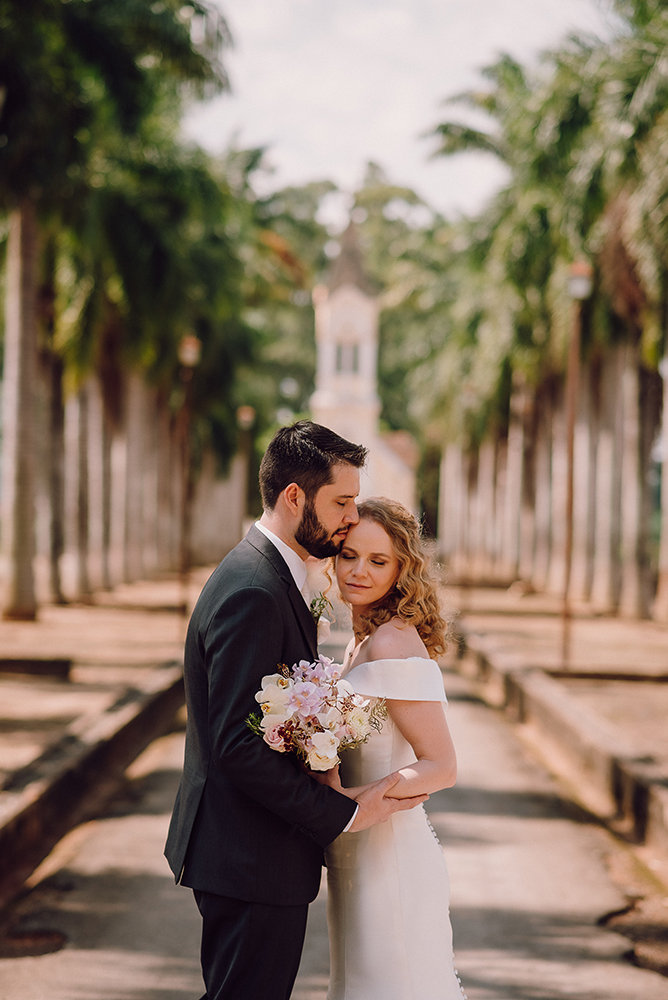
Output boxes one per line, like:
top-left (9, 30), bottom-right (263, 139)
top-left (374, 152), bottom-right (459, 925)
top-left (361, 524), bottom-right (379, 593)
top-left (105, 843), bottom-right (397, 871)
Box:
top-left (450, 904), bottom-right (650, 1000)
top-left (8, 868), bottom-right (198, 956)
top-left (428, 784), bottom-right (590, 822)
top-left (100, 767), bottom-right (184, 818)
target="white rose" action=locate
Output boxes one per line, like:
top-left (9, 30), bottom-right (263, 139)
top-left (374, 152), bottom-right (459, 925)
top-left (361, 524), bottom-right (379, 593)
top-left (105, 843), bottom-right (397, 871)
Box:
top-left (306, 731), bottom-right (341, 771)
top-left (344, 705), bottom-right (371, 741)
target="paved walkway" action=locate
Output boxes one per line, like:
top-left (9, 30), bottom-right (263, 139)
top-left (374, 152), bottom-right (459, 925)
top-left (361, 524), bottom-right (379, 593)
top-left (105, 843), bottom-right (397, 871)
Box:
top-left (2, 662), bottom-right (668, 998)
top-left (443, 586), bottom-right (668, 776)
top-left (0, 573), bottom-right (208, 667)
top-left (0, 571), bottom-right (215, 775)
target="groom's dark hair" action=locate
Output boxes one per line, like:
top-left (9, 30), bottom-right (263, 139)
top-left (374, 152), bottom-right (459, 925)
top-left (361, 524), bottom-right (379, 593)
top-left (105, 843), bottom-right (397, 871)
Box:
top-left (259, 420), bottom-right (367, 510)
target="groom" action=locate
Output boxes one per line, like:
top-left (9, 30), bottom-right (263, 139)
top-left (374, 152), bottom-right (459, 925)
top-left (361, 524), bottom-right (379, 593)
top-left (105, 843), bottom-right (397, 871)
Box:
top-left (165, 420), bottom-right (427, 1000)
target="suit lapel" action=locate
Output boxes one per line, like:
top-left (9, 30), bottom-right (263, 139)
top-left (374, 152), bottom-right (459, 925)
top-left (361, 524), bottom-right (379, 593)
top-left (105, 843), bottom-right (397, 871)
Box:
top-left (246, 525), bottom-right (318, 660)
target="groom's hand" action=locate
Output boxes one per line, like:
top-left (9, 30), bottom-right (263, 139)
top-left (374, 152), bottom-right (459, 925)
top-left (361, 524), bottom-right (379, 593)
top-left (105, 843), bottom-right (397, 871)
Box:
top-left (348, 773), bottom-right (428, 832)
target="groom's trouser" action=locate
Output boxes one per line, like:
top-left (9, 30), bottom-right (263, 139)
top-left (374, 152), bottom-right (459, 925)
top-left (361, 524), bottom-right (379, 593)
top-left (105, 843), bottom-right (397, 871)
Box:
top-left (194, 889), bottom-right (309, 1000)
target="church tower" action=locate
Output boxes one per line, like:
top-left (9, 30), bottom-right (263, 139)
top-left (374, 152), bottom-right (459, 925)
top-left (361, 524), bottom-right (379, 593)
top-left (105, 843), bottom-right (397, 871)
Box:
top-left (310, 222), bottom-right (380, 452)
top-left (310, 222), bottom-right (418, 510)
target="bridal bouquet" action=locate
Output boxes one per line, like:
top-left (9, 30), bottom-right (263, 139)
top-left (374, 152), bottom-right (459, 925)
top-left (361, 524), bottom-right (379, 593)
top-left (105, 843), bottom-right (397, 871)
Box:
top-left (247, 655), bottom-right (385, 771)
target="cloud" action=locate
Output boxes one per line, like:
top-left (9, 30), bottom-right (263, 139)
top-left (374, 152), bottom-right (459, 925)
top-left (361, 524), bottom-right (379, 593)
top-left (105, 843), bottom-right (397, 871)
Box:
top-left (183, 0), bottom-right (611, 216)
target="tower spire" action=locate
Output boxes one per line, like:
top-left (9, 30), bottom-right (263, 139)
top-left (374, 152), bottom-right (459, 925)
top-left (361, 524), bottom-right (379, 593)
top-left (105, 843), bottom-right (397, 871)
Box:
top-left (327, 221), bottom-right (375, 295)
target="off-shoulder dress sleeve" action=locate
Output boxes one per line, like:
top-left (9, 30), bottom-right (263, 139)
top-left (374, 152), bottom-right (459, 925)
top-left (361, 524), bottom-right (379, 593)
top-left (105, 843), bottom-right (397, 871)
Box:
top-left (345, 657), bottom-right (447, 703)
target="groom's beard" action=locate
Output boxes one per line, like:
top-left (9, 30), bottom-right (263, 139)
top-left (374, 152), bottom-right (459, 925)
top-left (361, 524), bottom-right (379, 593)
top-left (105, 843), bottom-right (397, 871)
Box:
top-left (295, 497), bottom-right (346, 559)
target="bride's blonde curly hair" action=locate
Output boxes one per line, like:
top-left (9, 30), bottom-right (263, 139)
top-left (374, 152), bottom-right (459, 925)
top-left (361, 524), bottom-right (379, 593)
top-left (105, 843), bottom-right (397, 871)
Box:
top-left (348, 497), bottom-right (447, 660)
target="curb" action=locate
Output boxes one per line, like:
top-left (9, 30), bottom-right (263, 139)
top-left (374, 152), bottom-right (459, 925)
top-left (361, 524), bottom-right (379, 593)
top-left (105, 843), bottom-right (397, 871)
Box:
top-left (0, 658), bottom-right (71, 679)
top-left (456, 628), bottom-right (668, 856)
top-left (0, 664), bottom-right (184, 911)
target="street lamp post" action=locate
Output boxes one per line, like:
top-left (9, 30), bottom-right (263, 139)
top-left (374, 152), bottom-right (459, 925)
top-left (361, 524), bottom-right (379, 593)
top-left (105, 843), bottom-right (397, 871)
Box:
top-left (236, 404), bottom-right (256, 524)
top-left (655, 356), bottom-right (668, 620)
top-left (177, 334), bottom-right (202, 617)
top-left (562, 262), bottom-right (594, 668)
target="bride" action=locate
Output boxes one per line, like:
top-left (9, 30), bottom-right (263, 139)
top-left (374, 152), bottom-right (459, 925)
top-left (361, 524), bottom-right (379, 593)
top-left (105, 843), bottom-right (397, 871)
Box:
top-left (316, 497), bottom-right (466, 1000)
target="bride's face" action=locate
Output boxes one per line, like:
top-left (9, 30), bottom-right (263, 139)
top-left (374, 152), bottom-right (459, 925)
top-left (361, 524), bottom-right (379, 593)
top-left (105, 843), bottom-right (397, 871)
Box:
top-left (336, 518), bottom-right (400, 610)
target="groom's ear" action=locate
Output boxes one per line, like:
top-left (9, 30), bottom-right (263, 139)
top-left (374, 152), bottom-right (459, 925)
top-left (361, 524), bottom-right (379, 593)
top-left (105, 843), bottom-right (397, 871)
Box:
top-left (282, 482), bottom-right (305, 519)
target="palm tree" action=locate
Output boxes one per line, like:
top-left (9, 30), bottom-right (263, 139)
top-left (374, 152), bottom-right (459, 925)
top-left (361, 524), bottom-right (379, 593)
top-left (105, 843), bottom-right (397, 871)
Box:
top-left (1, 198), bottom-right (39, 616)
top-left (0, 0), bottom-right (230, 615)
top-left (428, 54), bottom-right (575, 582)
top-left (427, 22), bottom-right (668, 609)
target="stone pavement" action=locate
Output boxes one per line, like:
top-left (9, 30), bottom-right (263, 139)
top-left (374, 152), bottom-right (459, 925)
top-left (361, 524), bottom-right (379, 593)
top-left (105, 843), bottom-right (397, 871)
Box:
top-left (445, 586), bottom-right (668, 866)
top-left (0, 573), bottom-right (210, 910)
top-left (1, 574), bottom-right (668, 998)
top-left (2, 663), bottom-right (668, 998)
top-left (0, 573), bottom-right (205, 669)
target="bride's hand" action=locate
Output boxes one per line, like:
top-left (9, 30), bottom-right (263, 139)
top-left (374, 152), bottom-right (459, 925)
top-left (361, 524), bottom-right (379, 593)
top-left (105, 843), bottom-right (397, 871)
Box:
top-left (347, 773), bottom-right (429, 832)
top-left (308, 765), bottom-right (377, 800)
top-left (310, 764), bottom-right (344, 792)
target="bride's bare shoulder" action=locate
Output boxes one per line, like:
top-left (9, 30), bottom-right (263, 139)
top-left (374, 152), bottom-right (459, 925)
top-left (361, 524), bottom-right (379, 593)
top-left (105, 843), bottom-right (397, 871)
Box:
top-left (366, 618), bottom-right (428, 661)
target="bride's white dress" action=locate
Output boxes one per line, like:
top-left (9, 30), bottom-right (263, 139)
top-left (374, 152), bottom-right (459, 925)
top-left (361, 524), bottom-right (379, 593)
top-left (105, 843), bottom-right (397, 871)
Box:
top-left (325, 657), bottom-right (466, 1000)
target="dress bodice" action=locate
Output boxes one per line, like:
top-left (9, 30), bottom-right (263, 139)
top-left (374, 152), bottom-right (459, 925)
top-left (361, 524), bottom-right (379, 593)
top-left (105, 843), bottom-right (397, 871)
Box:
top-left (339, 657), bottom-right (447, 787)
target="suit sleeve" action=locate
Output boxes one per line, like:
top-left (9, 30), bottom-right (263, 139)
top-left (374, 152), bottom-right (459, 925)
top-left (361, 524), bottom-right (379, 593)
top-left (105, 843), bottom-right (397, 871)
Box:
top-left (202, 584), bottom-right (356, 847)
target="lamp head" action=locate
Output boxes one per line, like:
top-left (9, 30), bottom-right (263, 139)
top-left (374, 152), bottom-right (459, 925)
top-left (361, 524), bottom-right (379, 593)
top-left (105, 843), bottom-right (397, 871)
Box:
top-left (568, 261), bottom-right (593, 301)
top-left (178, 334), bottom-right (202, 368)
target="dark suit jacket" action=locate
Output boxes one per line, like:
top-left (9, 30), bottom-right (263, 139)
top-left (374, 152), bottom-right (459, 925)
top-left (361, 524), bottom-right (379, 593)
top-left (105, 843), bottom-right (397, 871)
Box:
top-left (165, 525), bottom-right (356, 906)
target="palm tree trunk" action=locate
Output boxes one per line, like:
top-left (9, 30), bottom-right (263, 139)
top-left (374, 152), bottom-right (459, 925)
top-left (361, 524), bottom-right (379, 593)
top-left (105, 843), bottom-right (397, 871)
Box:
top-left (475, 445), bottom-right (497, 582)
top-left (569, 364), bottom-right (594, 601)
top-left (1, 201), bottom-right (38, 619)
top-left (76, 383), bottom-right (92, 601)
top-left (155, 395), bottom-right (173, 572)
top-left (123, 372), bottom-right (144, 583)
top-left (501, 378), bottom-right (526, 581)
top-left (618, 344), bottom-right (648, 617)
top-left (441, 441), bottom-right (471, 583)
top-left (109, 427), bottom-right (127, 586)
top-left (478, 438), bottom-right (497, 581)
top-left (591, 347), bottom-right (623, 611)
top-left (142, 387), bottom-right (159, 578)
top-left (584, 365), bottom-right (599, 601)
top-left (532, 390), bottom-right (552, 591)
top-left (36, 231), bottom-right (66, 604)
top-left (169, 415), bottom-right (182, 571)
top-left (438, 442), bottom-right (462, 569)
top-left (654, 356), bottom-right (668, 620)
top-left (519, 393), bottom-right (536, 585)
top-left (547, 388), bottom-right (567, 594)
top-left (466, 448), bottom-right (481, 580)
top-left (100, 405), bottom-right (113, 590)
top-left (492, 438), bottom-right (507, 581)
top-left (48, 351), bottom-right (66, 603)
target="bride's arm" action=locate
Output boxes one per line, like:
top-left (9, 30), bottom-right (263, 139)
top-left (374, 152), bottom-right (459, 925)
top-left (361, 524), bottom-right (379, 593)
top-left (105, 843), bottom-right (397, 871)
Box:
top-left (312, 701), bottom-right (456, 800)
top-left (383, 699), bottom-right (457, 797)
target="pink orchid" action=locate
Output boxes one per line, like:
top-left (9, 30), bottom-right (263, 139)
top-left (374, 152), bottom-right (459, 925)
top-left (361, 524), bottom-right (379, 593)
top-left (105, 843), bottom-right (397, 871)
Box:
top-left (286, 681), bottom-right (324, 720)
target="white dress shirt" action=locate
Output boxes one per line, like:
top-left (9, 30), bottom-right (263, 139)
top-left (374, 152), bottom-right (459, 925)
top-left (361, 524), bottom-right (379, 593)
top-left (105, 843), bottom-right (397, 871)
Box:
top-left (253, 520), bottom-right (358, 834)
top-left (254, 521), bottom-right (309, 601)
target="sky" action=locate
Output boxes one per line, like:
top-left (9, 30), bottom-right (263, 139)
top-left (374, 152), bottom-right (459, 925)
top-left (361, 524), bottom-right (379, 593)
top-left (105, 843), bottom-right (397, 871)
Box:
top-left (182, 0), bottom-right (614, 226)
